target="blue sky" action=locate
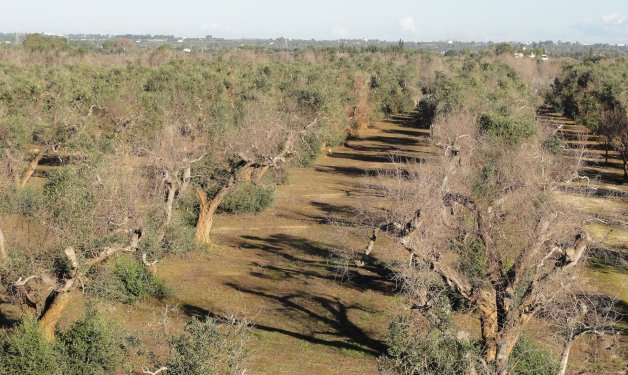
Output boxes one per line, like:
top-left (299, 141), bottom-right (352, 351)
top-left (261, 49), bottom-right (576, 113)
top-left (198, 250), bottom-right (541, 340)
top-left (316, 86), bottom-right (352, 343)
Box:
top-left (2, 0), bottom-right (627, 43)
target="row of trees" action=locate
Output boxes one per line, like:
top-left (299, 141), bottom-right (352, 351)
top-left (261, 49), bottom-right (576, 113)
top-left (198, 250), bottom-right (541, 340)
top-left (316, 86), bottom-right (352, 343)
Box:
top-left (354, 58), bottom-right (619, 374)
top-left (550, 58), bottom-right (628, 179)
top-left (0, 48), bottom-right (422, 372)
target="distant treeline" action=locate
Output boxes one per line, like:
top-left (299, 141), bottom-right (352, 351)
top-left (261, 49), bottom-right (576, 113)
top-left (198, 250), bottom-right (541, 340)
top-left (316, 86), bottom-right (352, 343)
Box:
top-left (1, 33), bottom-right (627, 57)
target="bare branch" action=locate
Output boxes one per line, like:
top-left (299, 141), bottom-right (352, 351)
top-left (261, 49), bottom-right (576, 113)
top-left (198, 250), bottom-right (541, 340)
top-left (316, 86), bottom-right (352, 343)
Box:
top-left (142, 367), bottom-right (168, 375)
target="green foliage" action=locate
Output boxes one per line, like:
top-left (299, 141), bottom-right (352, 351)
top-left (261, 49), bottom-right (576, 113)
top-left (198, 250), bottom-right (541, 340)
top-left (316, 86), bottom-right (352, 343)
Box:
top-left (552, 59), bottom-right (628, 128)
top-left (292, 134), bottom-right (324, 167)
top-left (160, 217), bottom-right (203, 254)
top-left (495, 43), bottom-right (515, 56)
top-left (22, 34), bottom-right (69, 53)
top-left (478, 113), bottom-right (536, 144)
top-left (88, 255), bottom-right (169, 304)
top-left (56, 309), bottom-right (122, 375)
top-left (0, 186), bottom-right (44, 218)
top-left (510, 336), bottom-right (559, 375)
top-left (44, 167), bottom-right (93, 221)
top-left (166, 318), bottom-right (249, 375)
top-left (141, 210), bottom-right (203, 258)
top-left (220, 183), bottom-right (275, 214)
top-left (542, 134), bottom-right (562, 154)
top-left (0, 318), bottom-right (61, 375)
top-left (457, 240), bottom-right (487, 287)
top-left (0, 114), bottom-right (31, 153)
top-left (380, 315), bottom-right (481, 375)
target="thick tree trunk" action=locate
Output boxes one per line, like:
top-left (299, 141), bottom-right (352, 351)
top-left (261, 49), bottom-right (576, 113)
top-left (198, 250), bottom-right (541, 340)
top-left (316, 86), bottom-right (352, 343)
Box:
top-left (195, 206), bottom-right (215, 245)
top-left (556, 340), bottom-right (573, 375)
top-left (0, 225), bottom-right (6, 260)
top-left (195, 185), bottom-right (232, 245)
top-left (18, 149), bottom-right (45, 188)
top-left (253, 165), bottom-right (270, 183)
top-left (155, 182), bottom-right (177, 245)
top-left (495, 331), bottom-right (521, 375)
top-left (240, 167), bottom-right (254, 182)
top-left (164, 183), bottom-right (176, 227)
top-left (38, 291), bottom-right (75, 341)
top-left (478, 289), bottom-right (498, 362)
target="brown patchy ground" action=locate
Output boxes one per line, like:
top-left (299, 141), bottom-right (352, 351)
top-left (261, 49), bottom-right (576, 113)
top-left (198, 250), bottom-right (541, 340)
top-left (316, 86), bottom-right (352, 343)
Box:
top-left (155, 114), bottom-right (432, 374)
top-left (538, 109), bottom-right (627, 373)
top-left (2, 111), bottom-right (625, 374)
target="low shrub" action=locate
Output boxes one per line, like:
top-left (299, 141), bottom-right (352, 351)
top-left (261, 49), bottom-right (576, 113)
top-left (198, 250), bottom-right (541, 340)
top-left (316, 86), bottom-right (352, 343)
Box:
top-left (0, 318), bottom-right (61, 375)
top-left (510, 335), bottom-right (559, 375)
top-left (88, 255), bottom-right (169, 303)
top-left (166, 317), bottom-right (249, 375)
top-left (56, 309), bottom-right (122, 375)
top-left (379, 315), bottom-right (481, 375)
top-left (219, 183), bottom-right (274, 214)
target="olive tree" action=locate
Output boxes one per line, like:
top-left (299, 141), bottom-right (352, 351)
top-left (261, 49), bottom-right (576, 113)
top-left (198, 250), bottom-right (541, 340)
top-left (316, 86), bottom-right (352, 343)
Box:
top-left (192, 98), bottom-right (319, 245)
top-left (1, 156), bottom-right (155, 340)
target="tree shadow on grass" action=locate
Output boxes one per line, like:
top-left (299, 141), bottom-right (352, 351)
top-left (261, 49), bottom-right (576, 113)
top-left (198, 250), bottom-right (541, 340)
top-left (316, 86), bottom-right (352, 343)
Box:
top-left (229, 284), bottom-right (387, 354)
top-left (236, 233), bottom-right (398, 295)
top-left (180, 301), bottom-right (386, 356)
top-left (0, 296), bottom-right (21, 329)
top-left (328, 151), bottom-right (427, 165)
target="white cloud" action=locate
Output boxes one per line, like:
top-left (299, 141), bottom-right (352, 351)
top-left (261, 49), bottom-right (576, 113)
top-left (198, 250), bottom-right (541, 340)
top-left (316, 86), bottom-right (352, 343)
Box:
top-left (602, 13), bottom-right (626, 25)
top-left (331, 25), bottom-right (349, 38)
top-left (399, 17), bottom-right (416, 32)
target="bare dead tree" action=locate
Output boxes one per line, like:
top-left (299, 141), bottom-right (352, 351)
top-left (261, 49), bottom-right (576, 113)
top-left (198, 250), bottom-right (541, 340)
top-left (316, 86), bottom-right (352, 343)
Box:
top-left (1, 155), bottom-right (152, 340)
top-left (146, 121), bottom-right (208, 245)
top-left (360, 110), bottom-right (594, 373)
top-left (541, 292), bottom-right (619, 375)
top-left (193, 99), bottom-right (319, 245)
top-left (14, 229), bottom-right (143, 340)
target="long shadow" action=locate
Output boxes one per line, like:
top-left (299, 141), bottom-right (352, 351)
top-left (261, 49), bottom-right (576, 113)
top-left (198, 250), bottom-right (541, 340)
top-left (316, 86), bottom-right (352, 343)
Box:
top-left (579, 168), bottom-right (627, 185)
top-left (381, 128), bottom-right (430, 139)
top-left (277, 200), bottom-right (361, 228)
top-left (558, 185), bottom-right (628, 200)
top-left (580, 158), bottom-right (624, 170)
top-left (222, 284), bottom-right (388, 355)
top-left (344, 143), bottom-right (398, 153)
top-left (236, 231), bottom-right (398, 294)
top-left (344, 142), bottom-right (435, 156)
top-left (328, 152), bottom-right (427, 165)
top-left (363, 135), bottom-right (421, 147)
top-left (248, 260), bottom-right (397, 296)
top-left (238, 234), bottom-right (336, 269)
top-left (314, 165), bottom-right (382, 178)
top-left (180, 303), bottom-right (385, 355)
top-left (384, 112), bottom-right (431, 131)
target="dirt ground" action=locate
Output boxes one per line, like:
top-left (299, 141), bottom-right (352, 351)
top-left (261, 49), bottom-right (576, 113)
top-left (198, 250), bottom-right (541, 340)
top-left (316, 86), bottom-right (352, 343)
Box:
top-left (1, 111), bottom-right (625, 374)
top-left (155, 114), bottom-right (431, 374)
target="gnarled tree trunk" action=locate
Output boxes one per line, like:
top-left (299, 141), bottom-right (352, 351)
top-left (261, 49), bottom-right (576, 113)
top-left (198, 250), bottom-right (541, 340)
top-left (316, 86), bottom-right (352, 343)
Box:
top-left (18, 149), bottom-right (45, 188)
top-left (0, 225), bottom-right (6, 260)
top-left (478, 289), bottom-right (498, 362)
top-left (495, 331), bottom-right (521, 375)
top-left (39, 291), bottom-right (76, 341)
top-left (195, 185), bottom-right (232, 245)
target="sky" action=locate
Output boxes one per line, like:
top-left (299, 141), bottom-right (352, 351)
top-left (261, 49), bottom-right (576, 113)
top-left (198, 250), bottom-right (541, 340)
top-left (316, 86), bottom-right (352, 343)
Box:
top-left (1, 0), bottom-right (627, 44)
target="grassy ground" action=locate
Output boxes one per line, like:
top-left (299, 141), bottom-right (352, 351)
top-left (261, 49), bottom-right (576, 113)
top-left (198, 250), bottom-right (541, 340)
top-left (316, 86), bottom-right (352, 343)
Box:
top-left (152, 114), bottom-right (434, 374)
top-left (539, 110), bottom-right (627, 373)
top-left (2, 110), bottom-right (625, 374)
